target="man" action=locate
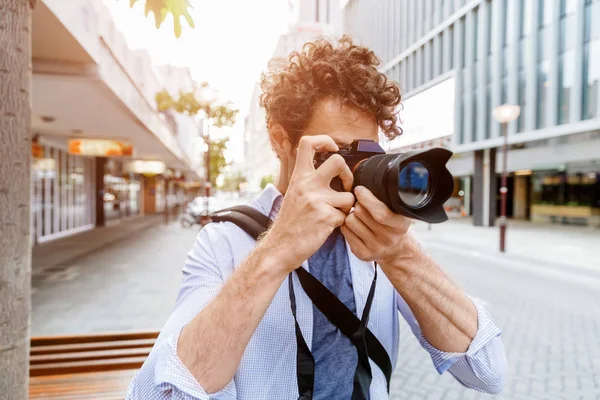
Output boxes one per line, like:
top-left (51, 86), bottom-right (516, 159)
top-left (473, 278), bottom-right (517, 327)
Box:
top-left (127, 36), bottom-right (506, 399)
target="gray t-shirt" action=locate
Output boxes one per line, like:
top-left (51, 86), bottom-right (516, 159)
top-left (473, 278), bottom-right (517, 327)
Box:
top-left (308, 228), bottom-right (358, 399)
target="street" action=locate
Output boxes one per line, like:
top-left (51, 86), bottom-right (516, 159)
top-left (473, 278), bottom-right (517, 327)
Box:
top-left (31, 219), bottom-right (600, 399)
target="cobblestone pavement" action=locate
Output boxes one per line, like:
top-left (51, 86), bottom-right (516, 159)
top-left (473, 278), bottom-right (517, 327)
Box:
top-left (31, 221), bottom-right (600, 399)
top-left (31, 222), bottom-right (196, 335)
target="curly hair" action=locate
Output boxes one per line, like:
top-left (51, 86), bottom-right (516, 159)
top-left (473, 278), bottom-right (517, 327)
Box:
top-left (260, 35), bottom-right (402, 145)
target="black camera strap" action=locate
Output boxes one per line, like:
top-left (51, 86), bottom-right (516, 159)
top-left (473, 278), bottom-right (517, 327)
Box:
top-left (210, 205), bottom-right (392, 399)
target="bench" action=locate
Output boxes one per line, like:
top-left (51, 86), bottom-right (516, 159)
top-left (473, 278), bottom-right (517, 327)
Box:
top-left (29, 331), bottom-right (159, 400)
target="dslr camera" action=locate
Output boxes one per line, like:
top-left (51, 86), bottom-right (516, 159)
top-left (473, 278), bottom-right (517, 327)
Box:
top-left (314, 139), bottom-right (454, 223)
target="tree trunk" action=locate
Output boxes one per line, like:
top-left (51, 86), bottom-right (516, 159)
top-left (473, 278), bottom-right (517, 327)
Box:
top-left (0, 0), bottom-right (32, 398)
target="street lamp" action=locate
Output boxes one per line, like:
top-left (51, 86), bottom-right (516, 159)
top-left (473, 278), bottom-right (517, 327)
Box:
top-left (492, 104), bottom-right (521, 253)
top-left (194, 84), bottom-right (218, 225)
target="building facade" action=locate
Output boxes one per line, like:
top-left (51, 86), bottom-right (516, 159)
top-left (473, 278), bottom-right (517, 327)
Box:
top-left (30, 0), bottom-right (203, 244)
top-left (344, 0), bottom-right (600, 227)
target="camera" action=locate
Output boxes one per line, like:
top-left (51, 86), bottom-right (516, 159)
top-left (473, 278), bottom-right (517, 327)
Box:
top-left (314, 139), bottom-right (454, 223)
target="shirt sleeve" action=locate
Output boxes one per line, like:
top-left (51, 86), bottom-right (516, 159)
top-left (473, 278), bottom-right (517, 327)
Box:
top-left (126, 225), bottom-right (237, 400)
top-left (397, 293), bottom-right (507, 395)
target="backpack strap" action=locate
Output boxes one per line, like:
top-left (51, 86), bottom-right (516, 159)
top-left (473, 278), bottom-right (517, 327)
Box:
top-left (209, 205), bottom-right (393, 395)
top-left (210, 205), bottom-right (271, 240)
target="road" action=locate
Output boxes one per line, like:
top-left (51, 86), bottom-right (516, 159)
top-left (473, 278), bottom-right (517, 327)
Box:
top-left (31, 221), bottom-right (600, 399)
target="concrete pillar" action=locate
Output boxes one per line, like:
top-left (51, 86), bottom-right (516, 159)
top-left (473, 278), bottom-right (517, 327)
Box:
top-left (94, 157), bottom-right (106, 228)
top-left (513, 175), bottom-right (529, 220)
top-left (473, 148), bottom-right (497, 227)
top-left (463, 176), bottom-right (472, 216)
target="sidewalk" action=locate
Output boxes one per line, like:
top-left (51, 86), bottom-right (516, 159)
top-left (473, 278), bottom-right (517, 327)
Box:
top-left (32, 214), bottom-right (167, 275)
top-left (410, 217), bottom-right (600, 272)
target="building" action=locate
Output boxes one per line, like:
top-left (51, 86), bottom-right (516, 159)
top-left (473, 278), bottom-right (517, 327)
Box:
top-left (30, 0), bottom-right (203, 244)
top-left (344, 0), bottom-right (600, 227)
top-left (243, 0), bottom-right (343, 192)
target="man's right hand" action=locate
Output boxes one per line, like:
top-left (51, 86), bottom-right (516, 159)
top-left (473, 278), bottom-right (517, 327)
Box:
top-left (259, 135), bottom-right (355, 272)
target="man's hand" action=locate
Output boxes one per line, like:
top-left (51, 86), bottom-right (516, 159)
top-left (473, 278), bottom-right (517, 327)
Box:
top-left (342, 186), bottom-right (479, 354)
top-left (341, 185), bottom-right (414, 267)
top-left (261, 135), bottom-right (355, 272)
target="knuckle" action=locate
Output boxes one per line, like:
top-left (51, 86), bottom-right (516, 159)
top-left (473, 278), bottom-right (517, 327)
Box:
top-left (372, 209), bottom-right (387, 223)
top-left (299, 136), bottom-right (311, 146)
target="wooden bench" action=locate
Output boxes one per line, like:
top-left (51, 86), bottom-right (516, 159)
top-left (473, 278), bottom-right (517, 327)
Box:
top-left (29, 331), bottom-right (159, 400)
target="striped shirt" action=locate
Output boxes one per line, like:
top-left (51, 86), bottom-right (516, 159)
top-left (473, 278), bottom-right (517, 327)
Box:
top-left (126, 184), bottom-right (507, 399)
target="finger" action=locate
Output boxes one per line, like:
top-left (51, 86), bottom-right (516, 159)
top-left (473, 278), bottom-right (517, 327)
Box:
top-left (316, 154), bottom-right (354, 191)
top-left (354, 203), bottom-right (387, 231)
top-left (340, 225), bottom-right (371, 261)
top-left (330, 208), bottom-right (347, 228)
top-left (354, 186), bottom-right (396, 228)
top-left (324, 191), bottom-right (355, 214)
top-left (295, 135), bottom-right (339, 172)
top-left (355, 202), bottom-right (411, 234)
top-left (345, 212), bottom-right (376, 245)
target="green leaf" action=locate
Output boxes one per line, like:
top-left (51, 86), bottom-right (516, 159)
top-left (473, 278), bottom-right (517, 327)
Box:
top-left (127, 0), bottom-right (194, 38)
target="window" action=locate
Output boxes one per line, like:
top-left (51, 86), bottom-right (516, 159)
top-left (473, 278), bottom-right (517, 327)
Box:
top-left (540, 0), bottom-right (553, 27)
top-left (559, 50), bottom-right (575, 124)
top-left (472, 93), bottom-right (478, 137)
top-left (448, 26), bottom-right (455, 69)
top-left (518, 70), bottom-right (528, 132)
top-left (537, 59), bottom-right (551, 128)
top-left (473, 8), bottom-right (479, 62)
top-left (31, 146), bottom-right (94, 243)
top-left (485, 85), bottom-right (492, 138)
top-left (562, 0), bottom-right (577, 15)
top-left (461, 96), bottom-right (468, 143)
top-left (538, 26), bottom-right (552, 61)
top-left (522, 0), bottom-right (534, 37)
top-left (505, 0), bottom-right (515, 45)
top-left (583, 40), bottom-right (600, 119)
top-left (583, 2), bottom-right (600, 119)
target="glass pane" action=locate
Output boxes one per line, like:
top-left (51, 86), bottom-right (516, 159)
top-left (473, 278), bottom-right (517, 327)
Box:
top-left (561, 14), bottom-right (576, 51)
top-left (559, 50), bottom-right (575, 123)
top-left (518, 70), bottom-right (527, 132)
top-left (522, 0), bottom-right (534, 36)
top-left (537, 59), bottom-right (551, 128)
top-left (584, 40), bottom-right (600, 119)
top-left (590, 2), bottom-right (600, 41)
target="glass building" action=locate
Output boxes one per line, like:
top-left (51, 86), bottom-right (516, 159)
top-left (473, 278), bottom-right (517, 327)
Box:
top-left (344, 0), bottom-right (600, 227)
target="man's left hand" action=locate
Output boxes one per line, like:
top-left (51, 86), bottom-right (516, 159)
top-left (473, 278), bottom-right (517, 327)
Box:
top-left (340, 186), bottom-right (414, 266)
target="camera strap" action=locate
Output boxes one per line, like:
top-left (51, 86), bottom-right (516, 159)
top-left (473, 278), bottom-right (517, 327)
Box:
top-left (210, 205), bottom-right (392, 399)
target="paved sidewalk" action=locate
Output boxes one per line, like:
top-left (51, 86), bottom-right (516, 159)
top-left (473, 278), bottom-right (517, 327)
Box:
top-left (32, 214), bottom-right (165, 274)
top-left (410, 218), bottom-right (600, 273)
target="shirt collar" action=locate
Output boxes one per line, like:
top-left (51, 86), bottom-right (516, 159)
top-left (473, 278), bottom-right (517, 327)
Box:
top-left (254, 183), bottom-right (283, 221)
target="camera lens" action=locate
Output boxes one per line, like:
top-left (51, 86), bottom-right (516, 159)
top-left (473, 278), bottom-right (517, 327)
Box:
top-left (352, 148), bottom-right (454, 223)
top-left (398, 162), bottom-right (430, 208)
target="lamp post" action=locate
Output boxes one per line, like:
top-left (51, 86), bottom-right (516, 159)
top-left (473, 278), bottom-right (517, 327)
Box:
top-left (492, 104), bottom-right (521, 252)
top-left (194, 84), bottom-right (218, 225)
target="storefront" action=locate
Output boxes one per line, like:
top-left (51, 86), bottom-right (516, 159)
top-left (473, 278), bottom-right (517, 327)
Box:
top-left (103, 159), bottom-right (143, 222)
top-left (31, 143), bottom-right (95, 244)
top-left (530, 168), bottom-right (600, 226)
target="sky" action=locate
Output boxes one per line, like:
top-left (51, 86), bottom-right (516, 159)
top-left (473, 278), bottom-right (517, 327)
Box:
top-left (102, 0), bottom-right (294, 163)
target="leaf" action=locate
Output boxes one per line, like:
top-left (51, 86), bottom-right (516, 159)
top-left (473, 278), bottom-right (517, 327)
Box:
top-left (127, 0), bottom-right (194, 38)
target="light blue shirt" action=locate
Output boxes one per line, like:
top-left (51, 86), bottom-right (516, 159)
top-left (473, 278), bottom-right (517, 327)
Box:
top-left (126, 184), bottom-right (507, 400)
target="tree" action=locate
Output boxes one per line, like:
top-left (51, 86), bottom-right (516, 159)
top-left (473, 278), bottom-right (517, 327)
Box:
top-left (220, 171), bottom-right (247, 192)
top-left (208, 137), bottom-right (229, 187)
top-left (0, 1), bottom-right (197, 397)
top-left (0, 1), bottom-right (33, 398)
top-left (128, 0), bottom-right (194, 38)
top-left (260, 175), bottom-right (275, 189)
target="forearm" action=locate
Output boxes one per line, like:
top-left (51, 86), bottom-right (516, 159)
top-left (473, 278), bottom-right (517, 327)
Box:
top-left (177, 242), bottom-right (289, 393)
top-left (381, 235), bottom-right (478, 353)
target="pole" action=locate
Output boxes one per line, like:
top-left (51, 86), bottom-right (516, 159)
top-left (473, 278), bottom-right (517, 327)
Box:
top-left (499, 122), bottom-right (508, 252)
